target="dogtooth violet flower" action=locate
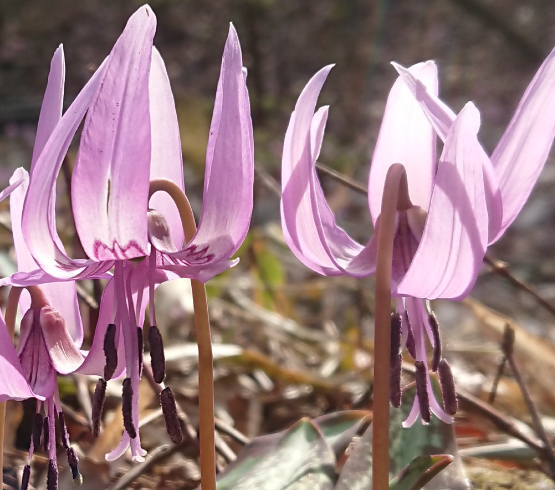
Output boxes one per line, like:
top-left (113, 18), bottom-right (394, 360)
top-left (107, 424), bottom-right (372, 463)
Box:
top-left (0, 44), bottom-right (94, 489)
top-left (4, 6), bottom-right (254, 461)
top-left (281, 62), bottom-right (497, 426)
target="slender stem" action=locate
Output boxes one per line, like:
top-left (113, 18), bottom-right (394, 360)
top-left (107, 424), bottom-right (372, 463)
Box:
top-left (501, 324), bottom-right (555, 476)
top-left (149, 179), bottom-right (216, 490)
top-left (372, 164), bottom-right (409, 490)
top-left (0, 287), bottom-right (23, 482)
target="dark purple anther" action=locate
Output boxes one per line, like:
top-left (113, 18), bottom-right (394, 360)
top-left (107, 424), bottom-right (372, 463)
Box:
top-left (58, 412), bottom-right (69, 449)
top-left (404, 311), bottom-right (416, 359)
top-left (92, 378), bottom-right (107, 437)
top-left (32, 412), bottom-right (43, 450)
top-left (428, 312), bottom-right (442, 372)
top-left (67, 447), bottom-right (81, 482)
top-left (46, 459), bottom-right (58, 490)
top-left (21, 465), bottom-right (31, 490)
top-left (390, 354), bottom-right (402, 408)
top-left (438, 359), bottom-right (458, 416)
top-left (415, 361), bottom-right (431, 424)
top-left (390, 313), bottom-right (402, 369)
top-left (137, 327), bottom-right (144, 376)
top-left (103, 323), bottom-right (118, 381)
top-left (122, 378), bottom-right (137, 439)
top-left (148, 325), bottom-right (166, 384)
top-left (160, 387), bottom-right (183, 444)
top-left (43, 415), bottom-right (50, 452)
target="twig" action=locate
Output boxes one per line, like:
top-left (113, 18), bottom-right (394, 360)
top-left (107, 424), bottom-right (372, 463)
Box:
top-left (484, 256), bottom-right (555, 319)
top-left (215, 418), bottom-right (250, 446)
top-left (315, 162), bottom-right (368, 194)
top-left (106, 440), bottom-right (189, 490)
top-left (403, 362), bottom-right (548, 457)
top-left (501, 323), bottom-right (555, 477)
top-left (487, 355), bottom-right (507, 405)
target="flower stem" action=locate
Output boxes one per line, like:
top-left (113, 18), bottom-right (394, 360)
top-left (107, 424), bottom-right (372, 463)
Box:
top-left (0, 287), bottom-right (23, 483)
top-left (149, 179), bottom-right (216, 490)
top-left (373, 164), bottom-right (410, 490)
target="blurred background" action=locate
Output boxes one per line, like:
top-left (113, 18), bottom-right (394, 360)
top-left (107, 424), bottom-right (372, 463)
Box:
top-left (1, 0), bottom-right (555, 298)
top-left (2, 1), bottom-right (555, 488)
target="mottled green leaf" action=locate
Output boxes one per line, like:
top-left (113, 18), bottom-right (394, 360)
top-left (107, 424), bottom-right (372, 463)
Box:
top-left (389, 455), bottom-right (453, 490)
top-left (213, 418), bottom-right (335, 490)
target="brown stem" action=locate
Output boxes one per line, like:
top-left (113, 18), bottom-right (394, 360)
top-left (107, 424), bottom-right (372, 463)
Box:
top-left (372, 163), bottom-right (409, 490)
top-left (501, 324), bottom-right (555, 477)
top-left (149, 179), bottom-right (216, 490)
top-left (0, 287), bottom-right (23, 482)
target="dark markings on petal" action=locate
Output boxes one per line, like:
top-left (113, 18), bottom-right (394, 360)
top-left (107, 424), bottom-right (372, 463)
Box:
top-left (137, 327), bottom-right (144, 376)
top-left (148, 325), bottom-right (166, 384)
top-left (67, 447), bottom-right (82, 482)
top-left (390, 313), bottom-right (402, 368)
top-left (32, 412), bottom-right (43, 450)
top-left (160, 387), bottom-right (183, 444)
top-left (21, 465), bottom-right (31, 490)
top-left (58, 411), bottom-right (69, 449)
top-left (43, 415), bottom-right (50, 452)
top-left (438, 359), bottom-right (458, 415)
top-left (428, 312), bottom-right (442, 372)
top-left (122, 378), bottom-right (137, 439)
top-left (415, 361), bottom-right (431, 424)
top-left (390, 354), bottom-right (402, 408)
top-left (103, 323), bottom-right (118, 381)
top-left (404, 311), bottom-right (416, 359)
top-left (46, 459), bottom-right (58, 490)
top-left (92, 378), bottom-right (107, 437)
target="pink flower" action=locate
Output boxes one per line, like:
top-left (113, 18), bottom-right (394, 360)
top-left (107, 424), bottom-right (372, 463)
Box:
top-left (4, 6), bottom-right (253, 460)
top-left (281, 51), bottom-right (555, 425)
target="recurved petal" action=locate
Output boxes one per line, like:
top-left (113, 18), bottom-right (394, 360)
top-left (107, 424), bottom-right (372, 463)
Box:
top-left (40, 306), bottom-right (85, 374)
top-left (398, 103), bottom-right (488, 300)
top-left (281, 67), bottom-right (377, 277)
top-left (31, 45), bottom-right (65, 170)
top-left (392, 62), bottom-right (503, 242)
top-left (490, 46), bottom-right (555, 241)
top-left (72, 5), bottom-right (156, 261)
top-left (148, 47), bottom-right (185, 249)
top-left (0, 312), bottom-right (38, 402)
top-left (10, 169), bottom-right (84, 345)
top-left (369, 62), bottom-right (437, 222)
top-left (167, 24), bottom-right (254, 265)
top-left (21, 53), bottom-right (108, 279)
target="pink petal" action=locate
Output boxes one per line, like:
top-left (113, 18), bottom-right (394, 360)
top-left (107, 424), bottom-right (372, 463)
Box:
top-left (398, 103), bottom-right (488, 300)
top-left (72, 6), bottom-right (156, 261)
top-left (31, 45), bottom-right (65, 170)
top-left (40, 306), bottom-right (85, 374)
top-left (17, 310), bottom-right (58, 399)
top-left (160, 257), bottom-right (239, 283)
top-left (105, 432), bottom-right (131, 461)
top-left (167, 24), bottom-right (254, 265)
top-left (21, 56), bottom-right (109, 279)
top-left (77, 277), bottom-right (126, 379)
top-left (280, 67), bottom-right (377, 277)
top-left (0, 311), bottom-right (39, 402)
top-left (369, 62), bottom-right (437, 222)
top-left (490, 46), bottom-right (555, 240)
top-left (392, 62), bottom-right (503, 243)
top-left (148, 47), bottom-right (185, 249)
top-left (10, 169), bottom-right (84, 345)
